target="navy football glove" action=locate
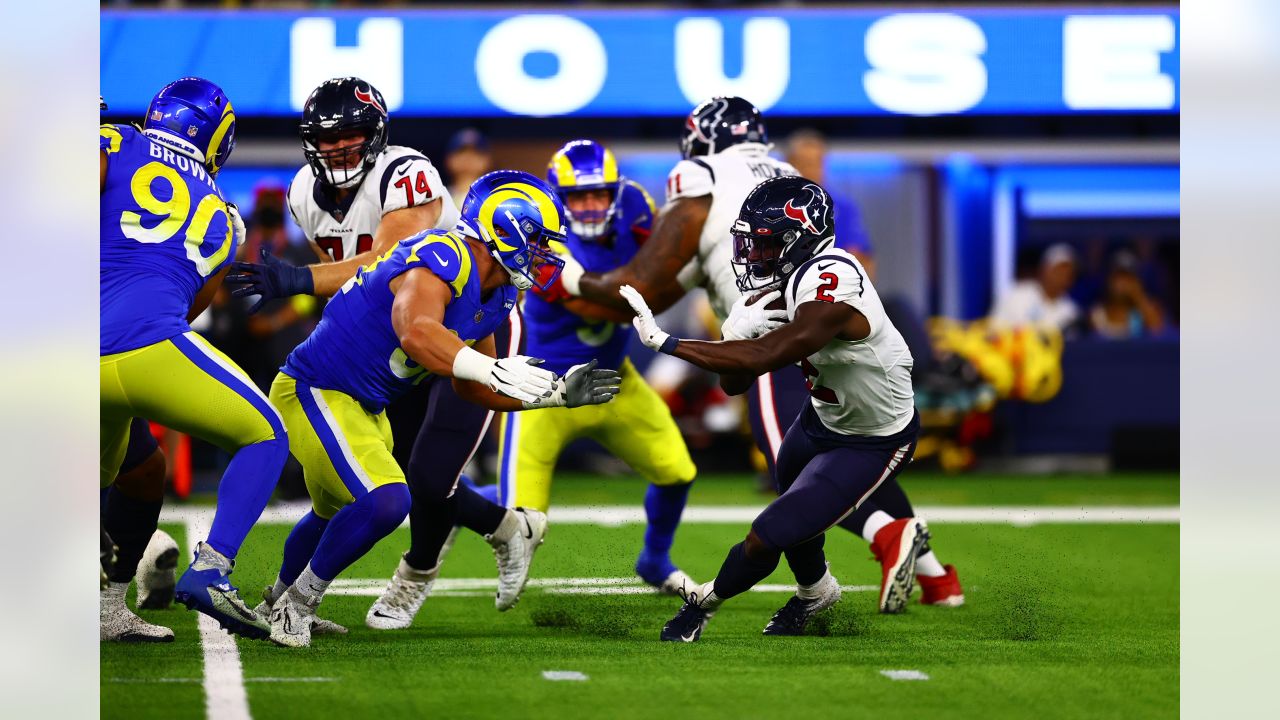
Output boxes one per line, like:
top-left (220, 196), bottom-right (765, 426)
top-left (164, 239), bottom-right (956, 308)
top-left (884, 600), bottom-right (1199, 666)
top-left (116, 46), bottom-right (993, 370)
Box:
top-left (227, 247), bottom-right (315, 313)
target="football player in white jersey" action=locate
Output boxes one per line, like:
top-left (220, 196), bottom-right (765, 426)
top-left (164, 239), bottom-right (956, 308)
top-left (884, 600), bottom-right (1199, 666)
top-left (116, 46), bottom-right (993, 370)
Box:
top-left (552, 97), bottom-right (963, 615)
top-left (226, 77), bottom-right (547, 631)
top-left (619, 176), bottom-right (936, 640)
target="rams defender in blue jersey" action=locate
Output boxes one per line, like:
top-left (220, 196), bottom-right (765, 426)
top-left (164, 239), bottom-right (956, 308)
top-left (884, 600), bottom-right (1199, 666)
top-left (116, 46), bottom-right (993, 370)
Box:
top-left (100, 78), bottom-right (287, 640)
top-left (498, 140), bottom-right (697, 593)
top-left (261, 171), bottom-right (620, 647)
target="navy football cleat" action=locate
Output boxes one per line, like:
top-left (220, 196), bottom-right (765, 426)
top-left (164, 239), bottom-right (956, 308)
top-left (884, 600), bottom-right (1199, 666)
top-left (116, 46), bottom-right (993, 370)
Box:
top-left (174, 543), bottom-right (270, 640)
top-left (660, 600), bottom-right (714, 643)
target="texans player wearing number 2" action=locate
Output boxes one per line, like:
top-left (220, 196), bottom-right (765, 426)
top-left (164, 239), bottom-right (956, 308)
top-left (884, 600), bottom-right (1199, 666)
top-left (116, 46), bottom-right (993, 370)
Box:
top-left (227, 78), bottom-right (543, 631)
top-left (621, 177), bottom-right (931, 641)
top-left (101, 78), bottom-right (286, 640)
top-left (554, 97), bottom-right (962, 617)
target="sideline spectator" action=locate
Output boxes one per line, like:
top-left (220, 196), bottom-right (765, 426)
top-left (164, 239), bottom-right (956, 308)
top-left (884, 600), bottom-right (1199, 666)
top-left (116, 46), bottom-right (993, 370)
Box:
top-left (784, 129), bottom-right (873, 274)
top-left (1090, 250), bottom-right (1167, 338)
top-left (444, 128), bottom-right (492, 201)
top-left (990, 243), bottom-right (1081, 333)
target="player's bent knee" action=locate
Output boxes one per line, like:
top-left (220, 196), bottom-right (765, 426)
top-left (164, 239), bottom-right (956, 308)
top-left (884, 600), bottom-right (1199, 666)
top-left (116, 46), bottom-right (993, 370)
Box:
top-left (366, 483), bottom-right (413, 529)
top-left (113, 449), bottom-right (166, 502)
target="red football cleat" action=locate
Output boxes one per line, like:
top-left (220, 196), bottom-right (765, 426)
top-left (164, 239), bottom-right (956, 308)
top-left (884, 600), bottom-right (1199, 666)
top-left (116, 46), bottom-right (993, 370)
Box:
top-left (918, 564), bottom-right (965, 607)
top-left (869, 518), bottom-right (930, 614)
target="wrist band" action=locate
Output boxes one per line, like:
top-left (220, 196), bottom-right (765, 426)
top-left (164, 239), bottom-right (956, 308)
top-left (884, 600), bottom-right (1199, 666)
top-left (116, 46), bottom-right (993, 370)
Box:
top-left (659, 335), bottom-right (679, 355)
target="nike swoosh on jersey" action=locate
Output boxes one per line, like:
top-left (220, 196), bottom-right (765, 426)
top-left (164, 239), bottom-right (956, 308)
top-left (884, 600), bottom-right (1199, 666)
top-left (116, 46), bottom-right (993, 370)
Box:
top-left (396, 164), bottom-right (411, 176)
top-left (817, 262), bottom-right (835, 271)
top-left (433, 251), bottom-right (450, 266)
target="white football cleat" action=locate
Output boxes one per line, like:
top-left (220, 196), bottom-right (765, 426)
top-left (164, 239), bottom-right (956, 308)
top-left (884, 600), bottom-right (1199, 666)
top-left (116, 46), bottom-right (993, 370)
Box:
top-left (136, 529), bottom-right (179, 609)
top-left (269, 588), bottom-right (318, 648)
top-left (486, 508), bottom-right (547, 611)
top-left (366, 556), bottom-right (440, 630)
top-left (101, 582), bottom-right (173, 643)
top-left (256, 585), bottom-right (347, 635)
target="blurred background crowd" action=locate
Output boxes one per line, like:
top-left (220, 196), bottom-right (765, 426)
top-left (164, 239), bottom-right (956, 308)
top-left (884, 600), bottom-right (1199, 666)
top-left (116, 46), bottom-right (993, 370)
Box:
top-left (101, 1), bottom-right (1180, 498)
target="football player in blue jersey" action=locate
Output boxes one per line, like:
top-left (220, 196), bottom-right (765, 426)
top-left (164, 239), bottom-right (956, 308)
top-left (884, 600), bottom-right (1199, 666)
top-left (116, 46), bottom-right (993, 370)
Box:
top-left (100, 78), bottom-right (287, 640)
top-left (260, 171), bottom-right (621, 647)
top-left (495, 140), bottom-right (697, 593)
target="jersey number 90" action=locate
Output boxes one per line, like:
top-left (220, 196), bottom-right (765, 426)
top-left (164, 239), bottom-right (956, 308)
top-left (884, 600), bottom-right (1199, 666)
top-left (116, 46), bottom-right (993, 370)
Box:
top-left (119, 161), bottom-right (233, 278)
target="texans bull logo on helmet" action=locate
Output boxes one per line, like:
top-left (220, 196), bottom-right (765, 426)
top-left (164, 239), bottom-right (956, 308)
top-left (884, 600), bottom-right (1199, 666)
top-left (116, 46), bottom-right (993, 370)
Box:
top-left (353, 85), bottom-right (386, 116)
top-left (782, 184), bottom-right (830, 236)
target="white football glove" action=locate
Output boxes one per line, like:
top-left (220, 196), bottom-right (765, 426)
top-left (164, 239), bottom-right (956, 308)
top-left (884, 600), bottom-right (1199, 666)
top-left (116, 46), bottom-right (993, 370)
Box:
top-left (558, 251), bottom-right (585, 296)
top-left (226, 201), bottom-right (247, 248)
top-left (619, 285), bottom-right (676, 353)
top-left (453, 347), bottom-right (558, 404)
top-left (722, 290), bottom-right (788, 341)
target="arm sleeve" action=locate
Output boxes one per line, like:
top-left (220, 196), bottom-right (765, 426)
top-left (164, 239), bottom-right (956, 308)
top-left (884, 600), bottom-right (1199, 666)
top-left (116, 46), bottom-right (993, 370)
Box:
top-left (380, 155), bottom-right (447, 214)
top-left (664, 159), bottom-right (715, 203)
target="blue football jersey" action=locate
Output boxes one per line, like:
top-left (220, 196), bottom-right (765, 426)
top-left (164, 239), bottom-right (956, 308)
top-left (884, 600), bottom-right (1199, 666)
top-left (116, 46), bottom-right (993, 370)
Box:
top-left (100, 124), bottom-right (237, 355)
top-left (284, 230), bottom-right (517, 412)
top-left (524, 180), bottom-right (655, 375)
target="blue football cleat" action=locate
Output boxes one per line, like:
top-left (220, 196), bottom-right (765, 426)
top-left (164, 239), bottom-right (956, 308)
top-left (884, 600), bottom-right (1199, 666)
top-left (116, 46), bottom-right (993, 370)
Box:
top-left (635, 551), bottom-right (679, 587)
top-left (174, 542), bottom-right (270, 640)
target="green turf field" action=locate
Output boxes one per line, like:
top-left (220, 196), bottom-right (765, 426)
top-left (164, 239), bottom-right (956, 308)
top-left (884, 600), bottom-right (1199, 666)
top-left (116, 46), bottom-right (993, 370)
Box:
top-left (102, 473), bottom-right (1179, 719)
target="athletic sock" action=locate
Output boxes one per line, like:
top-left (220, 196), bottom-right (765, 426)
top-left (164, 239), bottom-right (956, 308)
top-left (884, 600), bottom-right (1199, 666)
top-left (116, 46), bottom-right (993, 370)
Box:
top-left (454, 479), bottom-right (507, 536)
top-left (310, 484), bottom-right (413, 581)
top-left (278, 510), bottom-right (329, 587)
top-left (860, 510), bottom-right (895, 544)
top-left (206, 436), bottom-right (287, 558)
top-left (102, 487), bottom-right (162, 583)
top-left (293, 564), bottom-right (332, 602)
top-left (915, 550), bottom-right (947, 578)
top-left (486, 509), bottom-right (520, 543)
top-left (797, 567), bottom-right (834, 600)
top-left (783, 534), bottom-right (828, 587)
top-left (638, 482), bottom-right (692, 580)
top-left (403, 492), bottom-right (460, 570)
top-left (712, 541), bottom-right (780, 601)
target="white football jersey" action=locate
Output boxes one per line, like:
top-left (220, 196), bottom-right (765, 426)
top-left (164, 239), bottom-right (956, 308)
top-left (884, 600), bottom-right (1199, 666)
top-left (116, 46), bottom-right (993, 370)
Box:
top-left (287, 145), bottom-right (459, 262)
top-left (665, 143), bottom-right (797, 320)
top-left (784, 247), bottom-right (915, 437)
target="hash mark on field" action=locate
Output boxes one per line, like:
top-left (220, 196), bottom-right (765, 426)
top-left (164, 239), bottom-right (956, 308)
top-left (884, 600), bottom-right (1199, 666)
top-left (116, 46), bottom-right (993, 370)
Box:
top-left (881, 670), bottom-right (930, 681)
top-left (542, 671), bottom-right (589, 682)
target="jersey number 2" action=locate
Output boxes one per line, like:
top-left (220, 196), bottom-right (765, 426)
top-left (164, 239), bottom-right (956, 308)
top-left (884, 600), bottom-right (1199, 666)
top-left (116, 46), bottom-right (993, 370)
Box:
top-left (316, 234), bottom-right (373, 262)
top-left (815, 272), bottom-right (839, 303)
top-left (394, 171), bottom-right (433, 207)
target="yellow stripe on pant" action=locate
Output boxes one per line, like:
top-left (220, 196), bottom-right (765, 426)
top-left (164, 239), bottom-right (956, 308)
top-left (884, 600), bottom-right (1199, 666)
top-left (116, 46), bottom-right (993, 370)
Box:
top-left (497, 358), bottom-right (696, 511)
top-left (99, 331), bottom-right (284, 487)
top-left (269, 372), bottom-right (404, 519)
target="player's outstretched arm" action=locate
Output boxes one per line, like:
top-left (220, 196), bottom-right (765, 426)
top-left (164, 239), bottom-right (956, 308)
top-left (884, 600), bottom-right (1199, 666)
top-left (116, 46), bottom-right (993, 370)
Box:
top-left (622, 285), bottom-right (861, 376)
top-left (571, 196), bottom-right (710, 315)
top-left (452, 338), bottom-right (621, 412)
top-left (310, 201), bottom-right (442, 296)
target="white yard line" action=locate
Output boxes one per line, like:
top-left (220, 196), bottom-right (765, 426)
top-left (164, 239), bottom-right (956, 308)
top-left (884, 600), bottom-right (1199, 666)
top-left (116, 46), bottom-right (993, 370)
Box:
top-left (326, 577), bottom-right (879, 597)
top-left (108, 677), bottom-right (335, 685)
top-left (162, 503), bottom-right (1179, 527)
top-left (182, 511), bottom-right (252, 720)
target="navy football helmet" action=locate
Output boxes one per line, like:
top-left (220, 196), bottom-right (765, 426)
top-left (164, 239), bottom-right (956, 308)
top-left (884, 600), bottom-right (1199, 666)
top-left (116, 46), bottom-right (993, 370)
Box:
top-left (143, 77), bottom-right (236, 175)
top-left (679, 96), bottom-right (768, 160)
top-left (458, 170), bottom-right (568, 292)
top-left (546, 139), bottom-right (622, 242)
top-left (731, 176), bottom-right (835, 293)
top-left (300, 77), bottom-right (389, 190)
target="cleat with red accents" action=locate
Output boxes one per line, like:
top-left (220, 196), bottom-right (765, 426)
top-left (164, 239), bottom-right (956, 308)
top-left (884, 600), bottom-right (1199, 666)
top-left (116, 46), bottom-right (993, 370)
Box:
top-left (918, 564), bottom-right (965, 607)
top-left (869, 518), bottom-right (930, 614)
